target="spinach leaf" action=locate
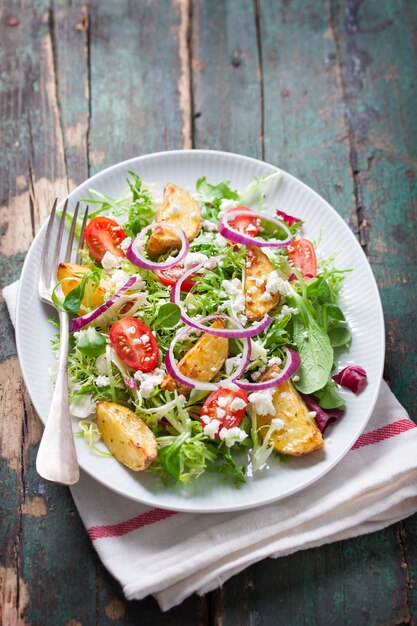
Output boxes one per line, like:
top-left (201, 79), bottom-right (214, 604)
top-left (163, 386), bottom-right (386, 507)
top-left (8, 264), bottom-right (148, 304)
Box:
top-left (328, 327), bottom-right (352, 348)
top-left (61, 267), bottom-right (102, 315)
top-left (291, 294), bottom-right (334, 394)
top-left (315, 383), bottom-right (345, 409)
top-left (77, 327), bottom-right (106, 358)
top-left (154, 303), bottom-right (181, 329)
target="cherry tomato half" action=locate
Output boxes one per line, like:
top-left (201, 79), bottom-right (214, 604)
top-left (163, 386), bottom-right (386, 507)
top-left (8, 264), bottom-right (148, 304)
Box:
top-left (109, 317), bottom-right (158, 372)
top-left (287, 238), bottom-right (317, 280)
top-left (200, 387), bottom-right (249, 437)
top-left (156, 265), bottom-right (199, 292)
top-left (226, 206), bottom-right (261, 238)
top-left (85, 217), bottom-right (127, 263)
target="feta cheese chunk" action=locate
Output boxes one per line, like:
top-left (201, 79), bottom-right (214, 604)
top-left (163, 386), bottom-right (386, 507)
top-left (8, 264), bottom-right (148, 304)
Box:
top-left (230, 396), bottom-right (247, 412)
top-left (95, 375), bottom-right (110, 387)
top-left (219, 426), bottom-right (248, 447)
top-left (101, 251), bottom-right (120, 270)
top-left (133, 367), bottom-right (165, 399)
top-left (203, 419), bottom-right (221, 439)
top-left (248, 388), bottom-right (276, 416)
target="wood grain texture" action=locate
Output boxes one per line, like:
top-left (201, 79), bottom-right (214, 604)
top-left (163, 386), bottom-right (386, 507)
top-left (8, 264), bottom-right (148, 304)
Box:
top-left (0, 0), bottom-right (416, 624)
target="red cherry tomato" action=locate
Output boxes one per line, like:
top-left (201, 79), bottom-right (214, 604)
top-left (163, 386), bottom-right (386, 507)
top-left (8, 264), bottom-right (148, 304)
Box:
top-left (287, 238), bottom-right (317, 280)
top-left (156, 265), bottom-right (199, 292)
top-left (109, 317), bottom-right (158, 372)
top-left (226, 206), bottom-right (261, 238)
top-left (85, 217), bottom-right (127, 263)
top-left (200, 387), bottom-right (249, 437)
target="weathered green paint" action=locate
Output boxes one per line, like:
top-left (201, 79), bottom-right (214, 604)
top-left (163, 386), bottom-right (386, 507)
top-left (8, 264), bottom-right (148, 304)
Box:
top-left (88, 0), bottom-right (188, 176)
top-left (1, 0), bottom-right (416, 624)
top-left (192, 0), bottom-right (262, 159)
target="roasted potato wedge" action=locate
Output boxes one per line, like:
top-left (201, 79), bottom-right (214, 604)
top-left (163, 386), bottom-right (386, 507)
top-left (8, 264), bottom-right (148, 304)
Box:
top-left (96, 402), bottom-right (157, 471)
top-left (161, 319), bottom-right (228, 395)
top-left (244, 247), bottom-right (280, 320)
top-left (57, 263), bottom-right (106, 311)
top-left (256, 365), bottom-right (323, 456)
top-left (147, 183), bottom-right (202, 256)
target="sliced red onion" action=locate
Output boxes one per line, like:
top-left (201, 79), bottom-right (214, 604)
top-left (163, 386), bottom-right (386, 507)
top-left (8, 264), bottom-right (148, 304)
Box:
top-left (126, 222), bottom-right (189, 270)
top-left (276, 210), bottom-right (302, 226)
top-left (218, 209), bottom-right (293, 248)
top-left (300, 393), bottom-right (345, 433)
top-left (165, 315), bottom-right (251, 391)
top-left (172, 255), bottom-right (273, 339)
top-left (235, 347), bottom-right (301, 391)
top-left (333, 365), bottom-right (367, 394)
top-left (70, 277), bottom-right (137, 332)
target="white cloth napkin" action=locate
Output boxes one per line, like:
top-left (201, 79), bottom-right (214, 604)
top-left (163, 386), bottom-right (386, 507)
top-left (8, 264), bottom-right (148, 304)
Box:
top-left (4, 280), bottom-right (417, 611)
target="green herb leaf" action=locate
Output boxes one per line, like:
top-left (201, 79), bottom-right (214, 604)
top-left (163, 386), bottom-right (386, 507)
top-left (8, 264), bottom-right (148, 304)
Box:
top-left (325, 304), bottom-right (345, 321)
top-left (315, 383), bottom-right (345, 409)
top-left (196, 177), bottom-right (239, 202)
top-left (77, 327), bottom-right (106, 358)
top-left (317, 278), bottom-right (332, 304)
top-left (291, 294), bottom-right (334, 394)
top-left (154, 303), bottom-right (181, 329)
top-left (328, 327), bottom-right (352, 348)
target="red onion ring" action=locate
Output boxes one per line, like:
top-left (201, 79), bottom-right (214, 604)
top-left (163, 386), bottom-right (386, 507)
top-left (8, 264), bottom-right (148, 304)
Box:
top-left (236, 347), bottom-right (301, 391)
top-left (126, 222), bottom-right (189, 270)
top-left (165, 315), bottom-right (252, 391)
top-left (70, 276), bottom-right (137, 332)
top-left (171, 255), bottom-right (273, 338)
top-left (218, 209), bottom-right (293, 248)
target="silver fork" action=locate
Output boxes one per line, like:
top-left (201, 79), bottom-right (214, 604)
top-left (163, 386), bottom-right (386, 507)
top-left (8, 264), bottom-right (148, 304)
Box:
top-left (36, 199), bottom-right (89, 485)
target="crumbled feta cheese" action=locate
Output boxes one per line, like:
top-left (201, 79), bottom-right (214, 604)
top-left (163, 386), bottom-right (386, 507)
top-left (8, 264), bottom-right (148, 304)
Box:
top-left (219, 198), bottom-right (239, 215)
top-left (203, 419), bottom-right (221, 439)
top-left (183, 252), bottom-right (208, 271)
top-left (292, 375), bottom-right (300, 382)
top-left (308, 411), bottom-right (317, 418)
top-left (216, 407), bottom-right (226, 419)
top-left (276, 305), bottom-right (299, 321)
top-left (202, 219), bottom-right (218, 232)
top-left (107, 269), bottom-right (133, 290)
top-left (219, 278), bottom-right (246, 322)
top-left (259, 291), bottom-right (273, 302)
top-left (217, 396), bottom-right (228, 408)
top-left (133, 367), bottom-right (165, 399)
top-left (210, 366), bottom-right (217, 372)
top-left (268, 356), bottom-right (282, 367)
top-left (219, 381), bottom-right (239, 391)
top-left (255, 275), bottom-right (267, 287)
top-left (225, 354), bottom-right (243, 375)
top-left (266, 271), bottom-right (290, 296)
top-left (302, 330), bottom-right (309, 340)
top-left (219, 426), bottom-right (248, 447)
top-left (120, 236), bottom-right (132, 251)
top-left (101, 251), bottom-right (120, 270)
top-left (271, 417), bottom-right (285, 430)
top-left (95, 375), bottom-right (110, 387)
top-left (140, 334), bottom-right (150, 345)
top-left (127, 325), bottom-right (136, 334)
top-left (164, 203), bottom-right (181, 218)
top-left (230, 397), bottom-right (247, 412)
top-left (248, 388), bottom-right (276, 416)
top-left (70, 394), bottom-right (96, 419)
top-left (214, 233), bottom-right (228, 247)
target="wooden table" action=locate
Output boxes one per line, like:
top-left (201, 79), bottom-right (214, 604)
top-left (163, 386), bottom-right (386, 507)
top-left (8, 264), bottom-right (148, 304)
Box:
top-left (1, 1), bottom-right (416, 624)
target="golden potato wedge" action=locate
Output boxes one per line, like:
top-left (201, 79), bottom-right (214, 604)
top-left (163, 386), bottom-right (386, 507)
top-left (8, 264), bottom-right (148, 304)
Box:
top-left (96, 402), bottom-right (157, 471)
top-left (57, 263), bottom-right (106, 311)
top-left (256, 365), bottom-right (323, 456)
top-left (147, 183), bottom-right (202, 256)
top-left (161, 319), bottom-right (228, 395)
top-left (244, 247), bottom-right (280, 320)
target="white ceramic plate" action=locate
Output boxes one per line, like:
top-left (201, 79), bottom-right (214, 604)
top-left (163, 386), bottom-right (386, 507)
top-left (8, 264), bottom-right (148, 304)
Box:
top-left (16, 150), bottom-right (384, 513)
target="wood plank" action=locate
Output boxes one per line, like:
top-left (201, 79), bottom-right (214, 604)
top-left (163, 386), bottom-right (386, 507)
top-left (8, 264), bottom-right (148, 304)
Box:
top-left (207, 0), bottom-right (416, 624)
top-left (88, 0), bottom-right (190, 175)
top-left (0, 1), bottom-right (101, 624)
top-left (192, 0), bottom-right (262, 158)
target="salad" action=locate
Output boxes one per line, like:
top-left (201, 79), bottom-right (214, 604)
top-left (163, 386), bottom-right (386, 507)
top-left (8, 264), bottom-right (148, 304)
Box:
top-left (52, 171), bottom-right (367, 485)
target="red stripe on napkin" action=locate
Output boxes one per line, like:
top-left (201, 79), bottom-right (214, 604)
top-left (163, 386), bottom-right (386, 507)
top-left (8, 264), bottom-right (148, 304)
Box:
top-left (88, 508), bottom-right (177, 541)
top-left (88, 419), bottom-right (416, 542)
top-left (352, 418), bottom-right (416, 450)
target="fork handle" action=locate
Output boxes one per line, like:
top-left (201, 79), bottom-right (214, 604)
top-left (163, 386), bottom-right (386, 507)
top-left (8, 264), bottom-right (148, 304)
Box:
top-left (36, 310), bottom-right (79, 485)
